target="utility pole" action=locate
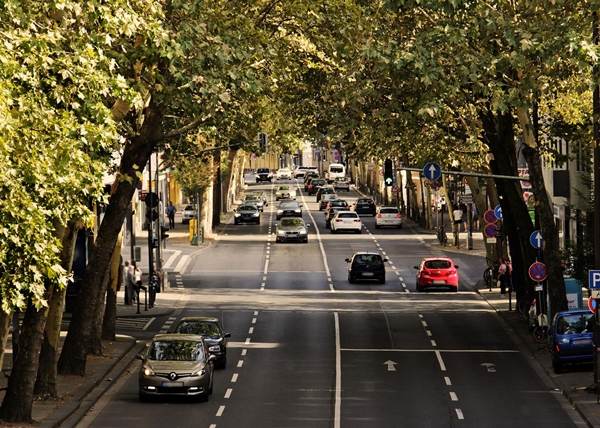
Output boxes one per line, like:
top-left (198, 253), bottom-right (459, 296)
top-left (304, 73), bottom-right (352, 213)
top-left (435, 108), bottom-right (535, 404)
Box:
top-left (592, 10), bottom-right (600, 395)
top-left (147, 155), bottom-right (154, 282)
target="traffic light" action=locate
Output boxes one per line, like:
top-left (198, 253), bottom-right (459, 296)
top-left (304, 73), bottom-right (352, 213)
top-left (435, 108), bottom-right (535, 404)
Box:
top-left (145, 191), bottom-right (159, 221)
top-left (384, 159), bottom-right (394, 187)
top-left (258, 132), bottom-right (268, 152)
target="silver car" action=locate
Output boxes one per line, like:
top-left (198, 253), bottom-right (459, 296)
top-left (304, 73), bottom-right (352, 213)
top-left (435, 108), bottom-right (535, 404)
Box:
top-left (138, 334), bottom-right (215, 401)
top-left (276, 217), bottom-right (310, 243)
top-left (244, 194), bottom-right (264, 211)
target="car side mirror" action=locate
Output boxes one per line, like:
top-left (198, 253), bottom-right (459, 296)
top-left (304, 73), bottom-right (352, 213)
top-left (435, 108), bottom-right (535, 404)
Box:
top-left (384, 258), bottom-right (390, 263)
top-left (345, 258), bottom-right (351, 263)
top-left (135, 353), bottom-right (145, 361)
top-left (306, 224), bottom-right (311, 228)
top-left (224, 332), bottom-right (231, 338)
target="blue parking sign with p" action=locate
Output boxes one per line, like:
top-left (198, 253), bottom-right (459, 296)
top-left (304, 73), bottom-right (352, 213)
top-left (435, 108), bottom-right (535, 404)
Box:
top-left (589, 270), bottom-right (600, 289)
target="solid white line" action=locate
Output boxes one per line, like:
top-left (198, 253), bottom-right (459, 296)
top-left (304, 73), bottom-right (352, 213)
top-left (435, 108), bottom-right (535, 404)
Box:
top-left (340, 348), bottom-right (519, 353)
top-left (334, 312), bottom-right (341, 428)
top-left (455, 409), bottom-right (464, 420)
top-left (174, 254), bottom-right (191, 274)
top-left (450, 391), bottom-right (458, 401)
top-left (252, 317), bottom-right (257, 324)
top-left (163, 250), bottom-right (182, 269)
top-left (248, 327), bottom-right (254, 334)
top-left (216, 405), bottom-right (225, 417)
top-left (297, 186), bottom-right (334, 292)
top-left (241, 349), bottom-right (247, 356)
top-left (444, 376), bottom-right (452, 386)
top-left (225, 388), bottom-right (233, 399)
top-left (231, 373), bottom-right (238, 383)
top-left (435, 350), bottom-right (447, 371)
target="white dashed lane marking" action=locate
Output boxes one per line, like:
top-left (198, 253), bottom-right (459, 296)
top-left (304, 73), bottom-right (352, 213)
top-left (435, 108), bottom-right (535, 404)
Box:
top-left (216, 405), bottom-right (225, 417)
top-left (231, 373), bottom-right (238, 383)
top-left (450, 391), bottom-right (459, 401)
top-left (224, 388), bottom-right (233, 399)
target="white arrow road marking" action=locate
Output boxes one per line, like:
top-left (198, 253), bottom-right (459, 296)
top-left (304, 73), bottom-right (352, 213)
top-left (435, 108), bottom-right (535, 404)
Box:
top-left (481, 362), bottom-right (497, 373)
top-left (384, 360), bottom-right (398, 372)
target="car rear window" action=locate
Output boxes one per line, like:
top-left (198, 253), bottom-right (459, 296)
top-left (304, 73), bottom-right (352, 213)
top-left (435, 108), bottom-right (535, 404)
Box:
top-left (257, 168), bottom-right (269, 173)
top-left (424, 260), bottom-right (452, 269)
top-left (184, 205), bottom-right (193, 210)
top-left (332, 200), bottom-right (348, 206)
top-left (313, 180), bottom-right (326, 185)
top-left (557, 313), bottom-right (594, 335)
top-left (339, 213), bottom-right (358, 218)
top-left (354, 254), bottom-right (383, 266)
top-left (330, 166), bottom-right (344, 173)
top-left (357, 199), bottom-right (373, 204)
top-left (380, 208), bottom-right (399, 214)
top-left (281, 218), bottom-right (303, 227)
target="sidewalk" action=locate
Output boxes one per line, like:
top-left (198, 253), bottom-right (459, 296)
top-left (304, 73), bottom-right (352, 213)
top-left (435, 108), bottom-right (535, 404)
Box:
top-left (478, 287), bottom-right (600, 427)
top-left (0, 334), bottom-right (138, 427)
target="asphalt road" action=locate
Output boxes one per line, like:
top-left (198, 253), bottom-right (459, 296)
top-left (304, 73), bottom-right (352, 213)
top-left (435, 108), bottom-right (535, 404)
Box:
top-left (82, 180), bottom-right (584, 428)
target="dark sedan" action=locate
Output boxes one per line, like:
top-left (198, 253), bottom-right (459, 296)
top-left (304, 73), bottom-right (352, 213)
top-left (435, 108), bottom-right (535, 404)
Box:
top-left (234, 204), bottom-right (261, 224)
top-left (307, 179), bottom-right (327, 195)
top-left (316, 186), bottom-right (335, 202)
top-left (345, 252), bottom-right (387, 284)
top-left (325, 206), bottom-right (346, 228)
top-left (276, 201), bottom-right (302, 220)
top-left (276, 217), bottom-right (309, 243)
top-left (174, 317), bottom-right (230, 369)
top-left (354, 198), bottom-right (377, 216)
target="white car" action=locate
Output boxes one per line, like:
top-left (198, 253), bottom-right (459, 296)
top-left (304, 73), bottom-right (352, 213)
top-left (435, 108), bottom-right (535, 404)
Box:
top-left (275, 185), bottom-right (296, 200)
top-left (181, 205), bottom-right (196, 224)
top-left (294, 166), bottom-right (318, 178)
top-left (375, 206), bottom-right (402, 229)
top-left (330, 211), bottom-right (362, 234)
top-left (276, 168), bottom-right (292, 180)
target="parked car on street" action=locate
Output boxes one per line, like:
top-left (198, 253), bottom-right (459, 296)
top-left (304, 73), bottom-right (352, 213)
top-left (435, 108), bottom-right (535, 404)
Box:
top-left (330, 211), bottom-right (362, 234)
top-left (276, 201), bottom-right (302, 220)
top-left (549, 310), bottom-right (594, 373)
top-left (345, 252), bottom-right (387, 284)
top-left (276, 168), bottom-right (292, 180)
top-left (414, 257), bottom-right (459, 291)
top-left (137, 334), bottom-right (215, 401)
top-left (255, 168), bottom-right (272, 183)
top-left (276, 217), bottom-right (309, 243)
top-left (353, 198), bottom-right (377, 216)
top-left (173, 317), bottom-right (230, 369)
top-left (319, 193), bottom-right (338, 210)
top-left (234, 204), bottom-right (261, 224)
top-left (275, 185), bottom-right (296, 200)
top-left (182, 205), bottom-right (196, 224)
top-left (375, 206), bottom-right (402, 229)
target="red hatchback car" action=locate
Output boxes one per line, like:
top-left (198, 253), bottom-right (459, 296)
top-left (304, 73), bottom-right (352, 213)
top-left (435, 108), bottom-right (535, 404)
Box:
top-left (415, 257), bottom-right (459, 292)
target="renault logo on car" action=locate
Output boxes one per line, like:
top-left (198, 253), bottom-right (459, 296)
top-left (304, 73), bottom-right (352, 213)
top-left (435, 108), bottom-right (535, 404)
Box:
top-left (169, 372), bottom-right (177, 381)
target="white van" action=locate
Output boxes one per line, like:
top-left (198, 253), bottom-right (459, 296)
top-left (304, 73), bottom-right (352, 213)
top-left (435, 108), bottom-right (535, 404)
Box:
top-left (326, 163), bottom-right (346, 182)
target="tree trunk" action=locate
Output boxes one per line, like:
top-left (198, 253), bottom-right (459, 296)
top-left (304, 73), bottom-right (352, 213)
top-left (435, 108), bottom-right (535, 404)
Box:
top-left (465, 176), bottom-right (496, 264)
top-left (0, 309), bottom-right (11, 374)
top-left (481, 108), bottom-right (536, 310)
top-left (517, 106), bottom-right (567, 315)
top-left (102, 236), bottom-right (123, 341)
top-left (222, 147), bottom-right (238, 213)
top-left (34, 221), bottom-right (79, 398)
top-left (89, 266), bottom-right (110, 356)
top-left (212, 150), bottom-right (222, 226)
top-left (58, 104), bottom-right (162, 376)
top-left (0, 290), bottom-right (52, 423)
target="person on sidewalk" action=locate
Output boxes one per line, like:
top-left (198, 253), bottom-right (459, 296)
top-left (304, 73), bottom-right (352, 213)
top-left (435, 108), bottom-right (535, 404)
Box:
top-left (132, 261), bottom-right (142, 299)
top-left (166, 201), bottom-right (176, 230)
top-left (123, 260), bottom-right (132, 305)
top-left (498, 259), bottom-right (512, 294)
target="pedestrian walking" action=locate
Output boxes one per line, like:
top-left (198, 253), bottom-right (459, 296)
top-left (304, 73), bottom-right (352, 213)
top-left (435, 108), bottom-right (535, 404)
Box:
top-left (472, 204), bottom-right (479, 230)
top-left (459, 202), bottom-right (468, 232)
top-left (498, 259), bottom-right (511, 294)
top-left (132, 261), bottom-right (142, 297)
top-left (166, 201), bottom-right (176, 230)
top-left (123, 260), bottom-right (132, 305)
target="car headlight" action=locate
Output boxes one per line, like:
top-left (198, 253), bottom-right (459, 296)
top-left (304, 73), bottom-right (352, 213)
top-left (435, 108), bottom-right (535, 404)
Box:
top-left (209, 345), bottom-right (221, 352)
top-left (252, 212), bottom-right (260, 217)
top-left (294, 209), bottom-right (301, 213)
top-left (560, 338), bottom-right (570, 344)
top-left (277, 210), bottom-right (283, 214)
top-left (234, 213), bottom-right (241, 217)
top-left (143, 366), bottom-right (154, 376)
top-left (192, 367), bottom-right (207, 377)
top-left (299, 229), bottom-right (307, 235)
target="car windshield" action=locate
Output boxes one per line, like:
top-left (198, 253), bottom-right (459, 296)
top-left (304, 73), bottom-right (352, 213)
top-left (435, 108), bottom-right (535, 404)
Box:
top-left (331, 200), bottom-right (348, 207)
top-left (184, 205), bottom-right (193, 211)
top-left (313, 180), bottom-right (326, 185)
top-left (354, 254), bottom-right (383, 266)
top-left (239, 205), bottom-right (257, 211)
top-left (280, 203), bottom-right (298, 209)
top-left (278, 186), bottom-right (289, 190)
top-left (424, 260), bottom-right (452, 269)
top-left (380, 208), bottom-right (399, 214)
top-left (357, 199), bottom-right (373, 205)
top-left (148, 340), bottom-right (205, 362)
top-left (339, 213), bottom-right (358, 218)
top-left (257, 169), bottom-right (269, 173)
top-left (245, 195), bottom-right (259, 200)
top-left (281, 218), bottom-right (304, 227)
top-left (176, 321), bottom-right (221, 337)
top-left (556, 313), bottom-right (594, 335)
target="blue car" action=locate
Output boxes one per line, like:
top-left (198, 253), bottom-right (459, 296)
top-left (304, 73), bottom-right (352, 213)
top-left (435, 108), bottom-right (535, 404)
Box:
top-left (549, 309), bottom-right (594, 373)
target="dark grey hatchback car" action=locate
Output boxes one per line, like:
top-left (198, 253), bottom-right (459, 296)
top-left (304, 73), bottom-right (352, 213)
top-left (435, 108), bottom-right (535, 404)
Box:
top-left (174, 317), bottom-right (230, 369)
top-left (346, 252), bottom-right (388, 284)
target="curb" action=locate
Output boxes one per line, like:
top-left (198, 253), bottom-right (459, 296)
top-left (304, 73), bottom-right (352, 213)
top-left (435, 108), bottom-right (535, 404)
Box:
top-left (475, 289), bottom-right (593, 427)
top-left (41, 336), bottom-right (139, 428)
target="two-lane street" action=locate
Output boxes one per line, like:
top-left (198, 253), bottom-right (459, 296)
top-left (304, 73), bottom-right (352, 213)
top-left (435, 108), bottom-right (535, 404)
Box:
top-left (82, 180), bottom-right (583, 428)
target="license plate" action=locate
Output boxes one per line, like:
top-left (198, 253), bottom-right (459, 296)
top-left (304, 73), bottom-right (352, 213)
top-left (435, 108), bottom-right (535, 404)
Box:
top-left (433, 280), bottom-right (446, 284)
top-left (362, 272), bottom-right (374, 277)
top-left (161, 381), bottom-right (183, 388)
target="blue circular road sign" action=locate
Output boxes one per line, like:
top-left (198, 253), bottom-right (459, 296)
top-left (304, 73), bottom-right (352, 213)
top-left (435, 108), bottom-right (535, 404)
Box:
top-left (423, 162), bottom-right (442, 181)
top-left (528, 261), bottom-right (548, 282)
top-left (529, 230), bottom-right (543, 250)
top-left (494, 204), bottom-right (503, 221)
